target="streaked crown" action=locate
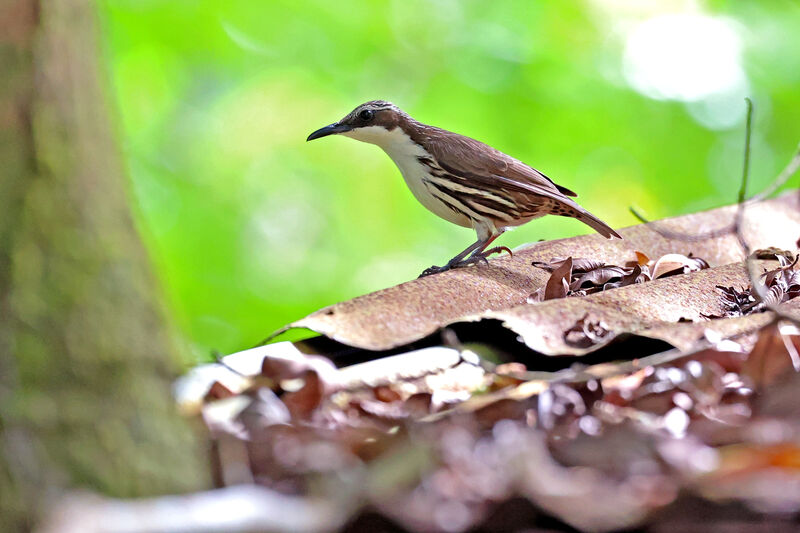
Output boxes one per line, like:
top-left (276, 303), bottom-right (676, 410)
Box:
top-left (339, 100), bottom-right (403, 129)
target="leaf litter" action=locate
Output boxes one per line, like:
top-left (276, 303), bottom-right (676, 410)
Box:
top-left (185, 317), bottom-right (800, 532)
top-left (176, 191), bottom-right (800, 531)
top-left (707, 252), bottom-right (800, 318)
top-left (179, 239), bottom-right (800, 531)
top-left (529, 251), bottom-right (709, 302)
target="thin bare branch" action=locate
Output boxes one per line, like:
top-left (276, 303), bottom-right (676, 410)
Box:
top-left (628, 207), bottom-right (736, 242)
top-left (213, 350), bottom-right (247, 377)
top-left (731, 98), bottom-right (754, 253)
top-left (255, 325), bottom-right (291, 347)
top-left (631, 99), bottom-right (800, 249)
top-left (738, 97), bottom-right (753, 204)
top-left (749, 142), bottom-right (800, 203)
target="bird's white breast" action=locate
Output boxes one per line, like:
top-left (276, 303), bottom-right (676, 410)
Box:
top-left (342, 126), bottom-right (472, 228)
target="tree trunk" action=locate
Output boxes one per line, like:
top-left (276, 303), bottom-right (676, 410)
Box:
top-left (0, 1), bottom-right (206, 530)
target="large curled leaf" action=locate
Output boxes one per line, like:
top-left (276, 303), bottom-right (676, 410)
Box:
top-left (474, 262), bottom-right (800, 356)
top-left (288, 192), bottom-right (800, 351)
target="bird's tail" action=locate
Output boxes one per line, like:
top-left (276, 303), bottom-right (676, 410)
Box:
top-left (563, 203), bottom-right (622, 239)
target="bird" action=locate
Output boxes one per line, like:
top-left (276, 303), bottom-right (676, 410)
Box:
top-left (307, 100), bottom-right (621, 277)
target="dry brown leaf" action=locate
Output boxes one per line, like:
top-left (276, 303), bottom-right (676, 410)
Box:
top-left (543, 256), bottom-right (572, 301)
top-left (741, 323), bottom-right (799, 389)
top-left (651, 253), bottom-right (710, 279)
top-left (572, 265), bottom-right (629, 289)
top-left (372, 385), bottom-right (403, 403)
top-left (635, 250), bottom-right (651, 266)
top-left (696, 441), bottom-right (800, 514)
top-left (753, 247), bottom-right (796, 262)
top-left (288, 192), bottom-right (800, 351)
top-left (534, 256), bottom-right (605, 273)
top-left (621, 264), bottom-right (644, 286)
top-left (282, 370), bottom-right (325, 420)
top-left (204, 381), bottom-right (236, 402)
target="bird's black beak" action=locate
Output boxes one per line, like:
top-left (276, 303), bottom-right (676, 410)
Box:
top-left (307, 122), bottom-right (352, 141)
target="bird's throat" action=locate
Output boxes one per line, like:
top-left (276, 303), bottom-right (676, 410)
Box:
top-left (343, 125), bottom-right (426, 158)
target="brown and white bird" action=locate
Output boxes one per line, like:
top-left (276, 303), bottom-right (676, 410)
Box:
top-left (308, 101), bottom-right (621, 277)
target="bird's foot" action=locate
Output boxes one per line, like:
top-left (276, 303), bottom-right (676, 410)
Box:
top-left (420, 257), bottom-right (472, 277)
top-left (420, 255), bottom-right (486, 277)
top-left (482, 246), bottom-right (513, 259)
top-left (419, 264), bottom-right (451, 277)
top-left (418, 247), bottom-right (513, 277)
top-left (460, 246), bottom-right (513, 266)
top-left (419, 260), bottom-right (472, 277)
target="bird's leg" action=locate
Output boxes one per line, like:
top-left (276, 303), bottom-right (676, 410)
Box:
top-left (419, 231), bottom-right (513, 277)
top-left (460, 234), bottom-right (512, 266)
top-left (419, 236), bottom-right (491, 277)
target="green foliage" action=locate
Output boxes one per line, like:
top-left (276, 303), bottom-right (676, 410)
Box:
top-left (98, 0), bottom-right (800, 360)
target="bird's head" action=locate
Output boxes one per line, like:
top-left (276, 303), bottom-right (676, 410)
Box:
top-left (307, 100), bottom-right (406, 146)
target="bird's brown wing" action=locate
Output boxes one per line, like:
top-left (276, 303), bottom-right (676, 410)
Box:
top-left (421, 129), bottom-right (621, 239)
top-left (422, 129), bottom-right (578, 199)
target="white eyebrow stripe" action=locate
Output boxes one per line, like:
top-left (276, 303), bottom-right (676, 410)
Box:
top-left (369, 102), bottom-right (396, 111)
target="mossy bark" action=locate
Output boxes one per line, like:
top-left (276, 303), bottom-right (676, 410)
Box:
top-left (0, 1), bottom-right (206, 530)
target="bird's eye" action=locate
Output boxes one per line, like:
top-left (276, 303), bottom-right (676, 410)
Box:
top-left (358, 109), bottom-right (374, 121)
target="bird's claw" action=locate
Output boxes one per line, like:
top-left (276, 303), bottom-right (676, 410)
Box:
top-left (460, 246), bottom-right (512, 267)
top-left (483, 246), bottom-right (513, 258)
top-left (419, 264), bottom-right (450, 278)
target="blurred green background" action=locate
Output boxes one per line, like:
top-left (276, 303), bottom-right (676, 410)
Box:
top-left (99, 0), bottom-right (800, 360)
